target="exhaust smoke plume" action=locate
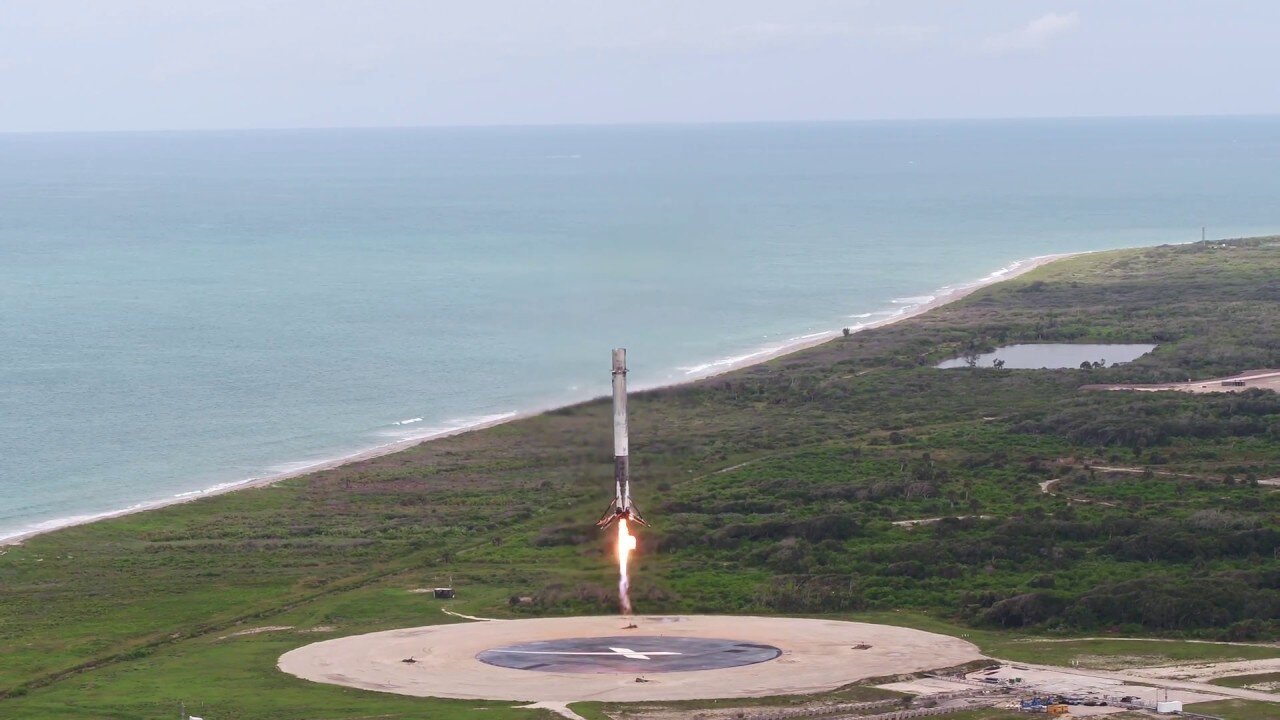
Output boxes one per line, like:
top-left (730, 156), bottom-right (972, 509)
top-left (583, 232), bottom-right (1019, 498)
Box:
top-left (616, 517), bottom-right (637, 615)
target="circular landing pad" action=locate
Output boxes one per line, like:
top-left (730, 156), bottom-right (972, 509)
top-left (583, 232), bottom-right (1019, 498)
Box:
top-left (477, 635), bottom-right (781, 673)
top-left (278, 615), bottom-right (984, 702)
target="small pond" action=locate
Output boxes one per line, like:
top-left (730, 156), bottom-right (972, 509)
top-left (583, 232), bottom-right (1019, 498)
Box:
top-left (937, 343), bottom-right (1157, 369)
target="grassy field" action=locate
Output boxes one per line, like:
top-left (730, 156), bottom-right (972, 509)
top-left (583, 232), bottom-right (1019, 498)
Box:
top-left (831, 611), bottom-right (1280, 669)
top-left (987, 639), bottom-right (1280, 669)
top-left (1211, 671), bottom-right (1280, 689)
top-left (575, 705), bottom-right (1031, 720)
top-left (1187, 699), bottom-right (1280, 719)
top-left (565, 705), bottom-right (614, 720)
top-left (576, 683), bottom-right (902, 717)
top-left (3, 239), bottom-right (1280, 718)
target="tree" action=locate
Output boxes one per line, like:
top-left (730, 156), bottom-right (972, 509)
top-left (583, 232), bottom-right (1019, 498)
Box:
top-left (992, 358), bottom-right (1006, 370)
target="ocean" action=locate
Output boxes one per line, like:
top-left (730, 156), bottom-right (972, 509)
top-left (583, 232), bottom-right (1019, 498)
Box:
top-left (2, 117), bottom-right (1278, 541)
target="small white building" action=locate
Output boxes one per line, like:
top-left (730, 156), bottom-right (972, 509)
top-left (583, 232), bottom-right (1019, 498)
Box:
top-left (1156, 699), bottom-right (1183, 713)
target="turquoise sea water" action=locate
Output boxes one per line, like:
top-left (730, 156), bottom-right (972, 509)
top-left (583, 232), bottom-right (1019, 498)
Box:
top-left (2, 118), bottom-right (1278, 541)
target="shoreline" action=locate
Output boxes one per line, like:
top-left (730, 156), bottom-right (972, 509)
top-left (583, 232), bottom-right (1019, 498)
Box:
top-left (0, 250), bottom-right (1079, 547)
top-left (665, 251), bottom-right (1077, 382)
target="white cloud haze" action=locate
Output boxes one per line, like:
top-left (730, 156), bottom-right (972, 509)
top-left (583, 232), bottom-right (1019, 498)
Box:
top-left (981, 12), bottom-right (1081, 54)
top-left (0, 1), bottom-right (1274, 132)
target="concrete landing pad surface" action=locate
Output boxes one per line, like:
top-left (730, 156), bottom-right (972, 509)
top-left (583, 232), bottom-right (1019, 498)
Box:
top-left (278, 614), bottom-right (983, 702)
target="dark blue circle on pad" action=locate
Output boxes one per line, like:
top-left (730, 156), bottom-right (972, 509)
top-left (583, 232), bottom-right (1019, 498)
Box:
top-left (476, 636), bottom-right (781, 673)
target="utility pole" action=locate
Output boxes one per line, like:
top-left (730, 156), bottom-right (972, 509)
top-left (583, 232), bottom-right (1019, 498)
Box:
top-left (1202, 226), bottom-right (1206, 242)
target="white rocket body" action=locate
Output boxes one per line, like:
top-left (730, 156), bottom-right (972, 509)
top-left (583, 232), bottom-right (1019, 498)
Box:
top-left (598, 348), bottom-right (646, 528)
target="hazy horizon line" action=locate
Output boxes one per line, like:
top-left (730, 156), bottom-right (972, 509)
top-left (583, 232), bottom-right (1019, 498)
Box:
top-left (3, 112), bottom-right (1278, 138)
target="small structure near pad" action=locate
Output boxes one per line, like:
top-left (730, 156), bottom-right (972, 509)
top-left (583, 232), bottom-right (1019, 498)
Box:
top-left (477, 636), bottom-right (781, 673)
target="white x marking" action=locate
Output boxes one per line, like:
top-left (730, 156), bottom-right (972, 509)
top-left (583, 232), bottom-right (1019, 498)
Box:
top-left (494, 646), bottom-right (682, 660)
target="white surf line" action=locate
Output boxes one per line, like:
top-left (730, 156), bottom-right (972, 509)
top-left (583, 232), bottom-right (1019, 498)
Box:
top-left (1, 251), bottom-right (1083, 548)
top-left (0, 412), bottom-right (523, 547)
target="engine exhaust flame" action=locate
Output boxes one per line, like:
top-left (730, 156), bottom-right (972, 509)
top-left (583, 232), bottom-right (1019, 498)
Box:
top-left (616, 517), bottom-right (637, 615)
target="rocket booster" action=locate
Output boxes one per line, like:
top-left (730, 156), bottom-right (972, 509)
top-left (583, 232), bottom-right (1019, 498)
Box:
top-left (597, 348), bottom-right (647, 529)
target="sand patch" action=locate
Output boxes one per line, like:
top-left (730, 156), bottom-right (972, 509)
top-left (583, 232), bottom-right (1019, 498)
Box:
top-left (218, 625), bottom-right (293, 640)
top-left (1071, 654), bottom-right (1170, 670)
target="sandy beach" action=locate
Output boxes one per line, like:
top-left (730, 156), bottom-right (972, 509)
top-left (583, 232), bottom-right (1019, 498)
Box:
top-left (1, 251), bottom-right (1078, 547)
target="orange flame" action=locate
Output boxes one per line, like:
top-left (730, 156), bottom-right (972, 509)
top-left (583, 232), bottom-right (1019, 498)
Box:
top-left (616, 517), bottom-right (637, 615)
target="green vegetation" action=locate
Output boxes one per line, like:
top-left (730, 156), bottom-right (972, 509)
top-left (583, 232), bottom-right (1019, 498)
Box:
top-left (578, 702), bottom-right (1026, 720)
top-left (565, 704), bottom-right (614, 720)
top-left (3, 239), bottom-right (1280, 717)
top-left (599, 708), bottom-right (1029, 720)
top-left (1212, 671), bottom-right (1280, 689)
top-left (839, 611), bottom-right (1280, 668)
top-left (870, 707), bottom-right (1018, 712)
top-left (581, 683), bottom-right (900, 717)
top-left (986, 639), bottom-right (1280, 669)
top-left (1187, 699), bottom-right (1280, 720)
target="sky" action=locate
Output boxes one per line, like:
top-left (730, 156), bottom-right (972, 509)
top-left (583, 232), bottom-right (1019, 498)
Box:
top-left (0, 0), bottom-right (1276, 132)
